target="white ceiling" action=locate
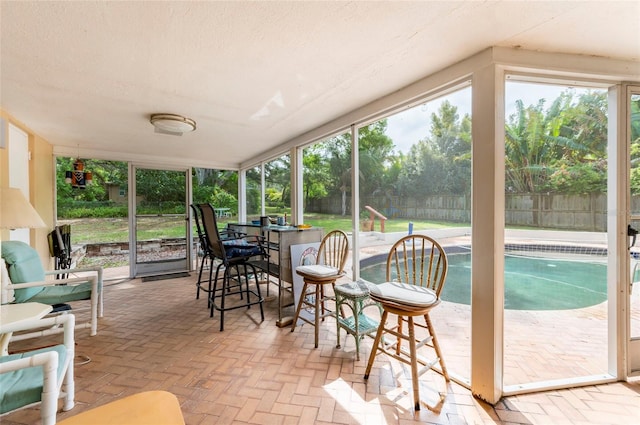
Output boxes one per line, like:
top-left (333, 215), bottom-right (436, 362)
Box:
top-left (2, 1), bottom-right (639, 170)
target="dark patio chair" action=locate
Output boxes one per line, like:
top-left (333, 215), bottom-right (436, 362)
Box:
top-left (48, 224), bottom-right (72, 279)
top-left (191, 204), bottom-right (215, 304)
top-left (196, 203), bottom-right (265, 331)
top-left (191, 204), bottom-right (251, 307)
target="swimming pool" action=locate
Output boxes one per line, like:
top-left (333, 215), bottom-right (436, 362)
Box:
top-left (359, 251), bottom-right (607, 310)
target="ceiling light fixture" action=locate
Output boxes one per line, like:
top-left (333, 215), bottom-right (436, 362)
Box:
top-left (150, 113), bottom-right (196, 135)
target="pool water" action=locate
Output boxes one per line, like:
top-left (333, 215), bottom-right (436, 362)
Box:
top-left (360, 253), bottom-right (607, 310)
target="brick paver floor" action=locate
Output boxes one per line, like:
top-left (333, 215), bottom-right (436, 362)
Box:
top-left (2, 271), bottom-right (639, 424)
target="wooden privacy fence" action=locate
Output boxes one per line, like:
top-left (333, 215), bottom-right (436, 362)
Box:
top-left (307, 193), bottom-right (609, 232)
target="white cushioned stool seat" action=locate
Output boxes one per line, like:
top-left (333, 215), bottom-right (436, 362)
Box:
top-left (296, 264), bottom-right (339, 277)
top-left (368, 281), bottom-right (438, 310)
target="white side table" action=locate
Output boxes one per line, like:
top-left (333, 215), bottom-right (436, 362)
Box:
top-left (0, 302), bottom-right (53, 355)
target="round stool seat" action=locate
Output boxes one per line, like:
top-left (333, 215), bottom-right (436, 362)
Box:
top-left (296, 264), bottom-right (340, 281)
top-left (368, 281), bottom-right (439, 312)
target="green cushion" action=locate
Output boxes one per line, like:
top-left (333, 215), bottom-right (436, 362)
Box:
top-left (30, 281), bottom-right (92, 304)
top-left (1, 241), bottom-right (46, 302)
top-left (0, 344), bottom-right (66, 414)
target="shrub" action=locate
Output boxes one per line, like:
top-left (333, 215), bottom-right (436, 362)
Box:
top-left (58, 201), bottom-right (127, 218)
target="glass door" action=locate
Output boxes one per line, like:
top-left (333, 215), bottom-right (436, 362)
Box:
top-left (628, 87), bottom-right (640, 375)
top-left (503, 81), bottom-right (609, 388)
top-left (129, 165), bottom-right (192, 278)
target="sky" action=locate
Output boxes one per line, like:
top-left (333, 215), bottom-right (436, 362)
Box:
top-left (385, 82), bottom-right (599, 153)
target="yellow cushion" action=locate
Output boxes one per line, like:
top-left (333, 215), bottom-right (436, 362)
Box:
top-left (58, 391), bottom-right (184, 425)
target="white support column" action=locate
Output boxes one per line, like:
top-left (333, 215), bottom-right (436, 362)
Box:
top-left (607, 84), bottom-right (626, 378)
top-left (260, 163), bottom-right (266, 216)
top-left (351, 124), bottom-right (360, 281)
top-left (127, 162), bottom-right (136, 279)
top-left (471, 63), bottom-right (505, 404)
top-left (186, 166), bottom-right (193, 271)
top-left (291, 146), bottom-right (303, 225)
top-left (238, 168), bottom-right (247, 223)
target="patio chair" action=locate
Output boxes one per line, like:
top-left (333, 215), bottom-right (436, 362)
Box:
top-left (1, 240), bottom-right (103, 337)
top-left (48, 224), bottom-right (72, 279)
top-left (190, 204), bottom-right (247, 306)
top-left (191, 204), bottom-right (215, 304)
top-left (196, 203), bottom-right (265, 331)
top-left (0, 313), bottom-right (76, 425)
top-left (291, 229), bottom-right (349, 348)
top-left (363, 234), bottom-right (450, 411)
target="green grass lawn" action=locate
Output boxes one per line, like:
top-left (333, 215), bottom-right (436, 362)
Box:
top-left (63, 215), bottom-right (466, 245)
top-left (301, 214), bottom-right (462, 233)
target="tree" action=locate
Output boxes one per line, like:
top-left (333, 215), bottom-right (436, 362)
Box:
top-left (56, 157), bottom-right (127, 203)
top-left (322, 132), bottom-right (351, 210)
top-left (312, 121), bottom-right (396, 215)
top-left (245, 167), bottom-right (262, 214)
top-left (135, 169), bottom-right (186, 212)
top-left (553, 91), bottom-right (608, 159)
top-left (192, 168), bottom-right (238, 211)
top-left (396, 101), bottom-right (471, 196)
top-left (358, 121), bottom-right (396, 197)
top-left (397, 141), bottom-right (450, 196)
top-left (505, 90), bottom-right (608, 194)
top-left (504, 99), bottom-right (554, 192)
top-left (302, 144), bottom-right (330, 207)
top-left (264, 155), bottom-right (291, 209)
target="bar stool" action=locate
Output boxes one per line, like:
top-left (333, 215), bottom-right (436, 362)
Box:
top-left (291, 230), bottom-right (349, 348)
top-left (364, 234), bottom-right (450, 411)
top-left (196, 203), bottom-right (265, 331)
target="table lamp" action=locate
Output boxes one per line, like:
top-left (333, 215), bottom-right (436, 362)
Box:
top-left (0, 187), bottom-right (46, 230)
top-left (0, 187), bottom-right (46, 305)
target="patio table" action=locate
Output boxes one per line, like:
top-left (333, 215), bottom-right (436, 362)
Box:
top-left (335, 279), bottom-right (381, 360)
top-left (0, 302), bottom-right (52, 355)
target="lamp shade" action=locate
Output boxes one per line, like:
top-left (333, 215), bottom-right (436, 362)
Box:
top-left (0, 187), bottom-right (47, 229)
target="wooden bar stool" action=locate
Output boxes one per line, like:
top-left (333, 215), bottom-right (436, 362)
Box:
top-left (291, 230), bottom-right (349, 348)
top-left (364, 234), bottom-right (450, 411)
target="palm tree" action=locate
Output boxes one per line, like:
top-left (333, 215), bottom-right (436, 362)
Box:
top-left (505, 99), bottom-right (554, 192)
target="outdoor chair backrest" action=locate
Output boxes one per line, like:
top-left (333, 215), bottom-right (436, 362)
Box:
top-left (48, 225), bottom-right (72, 278)
top-left (190, 204), bottom-right (211, 256)
top-left (196, 203), bottom-right (225, 261)
top-left (316, 230), bottom-right (349, 275)
top-left (386, 234), bottom-right (448, 297)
